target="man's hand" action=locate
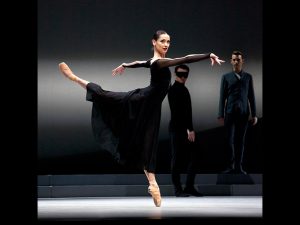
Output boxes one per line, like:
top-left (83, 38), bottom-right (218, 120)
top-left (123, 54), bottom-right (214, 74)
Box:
top-left (250, 116), bottom-right (258, 126)
top-left (187, 129), bottom-right (195, 142)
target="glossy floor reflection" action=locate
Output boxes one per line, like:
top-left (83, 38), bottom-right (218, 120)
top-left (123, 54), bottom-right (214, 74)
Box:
top-left (38, 196), bottom-right (262, 220)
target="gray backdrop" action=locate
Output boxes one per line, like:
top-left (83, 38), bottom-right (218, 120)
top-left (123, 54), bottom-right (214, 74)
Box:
top-left (38, 0), bottom-right (262, 160)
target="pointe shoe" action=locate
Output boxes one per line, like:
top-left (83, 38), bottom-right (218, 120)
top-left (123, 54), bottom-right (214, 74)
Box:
top-left (59, 62), bottom-right (77, 81)
top-left (148, 184), bottom-right (161, 207)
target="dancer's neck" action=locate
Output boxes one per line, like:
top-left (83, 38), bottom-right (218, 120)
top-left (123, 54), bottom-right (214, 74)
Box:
top-left (153, 51), bottom-right (165, 60)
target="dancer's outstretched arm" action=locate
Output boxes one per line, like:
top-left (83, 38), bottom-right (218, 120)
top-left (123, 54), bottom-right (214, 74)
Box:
top-left (112, 60), bottom-right (150, 76)
top-left (156, 53), bottom-right (225, 69)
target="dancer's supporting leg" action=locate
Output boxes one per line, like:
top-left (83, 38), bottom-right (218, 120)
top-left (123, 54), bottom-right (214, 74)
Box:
top-left (144, 170), bottom-right (161, 207)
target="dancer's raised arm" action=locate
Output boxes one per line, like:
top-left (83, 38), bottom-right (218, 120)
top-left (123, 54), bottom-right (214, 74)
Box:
top-left (156, 53), bottom-right (225, 69)
top-left (112, 60), bottom-right (150, 76)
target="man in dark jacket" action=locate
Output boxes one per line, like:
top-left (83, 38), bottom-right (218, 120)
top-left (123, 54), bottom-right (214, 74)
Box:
top-left (218, 50), bottom-right (258, 174)
top-left (168, 64), bottom-right (203, 197)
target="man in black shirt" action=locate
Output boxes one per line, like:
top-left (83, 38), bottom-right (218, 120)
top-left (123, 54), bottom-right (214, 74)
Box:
top-left (168, 64), bottom-right (203, 197)
top-left (218, 50), bottom-right (258, 174)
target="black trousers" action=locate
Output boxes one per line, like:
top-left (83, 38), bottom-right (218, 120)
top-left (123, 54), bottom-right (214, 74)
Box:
top-left (170, 130), bottom-right (196, 189)
top-left (224, 112), bottom-right (249, 170)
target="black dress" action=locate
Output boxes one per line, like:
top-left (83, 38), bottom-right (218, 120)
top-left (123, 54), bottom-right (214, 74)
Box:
top-left (86, 54), bottom-right (210, 172)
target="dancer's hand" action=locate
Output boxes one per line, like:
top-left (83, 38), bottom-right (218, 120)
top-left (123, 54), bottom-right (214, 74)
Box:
top-left (112, 64), bottom-right (125, 76)
top-left (210, 53), bottom-right (225, 66)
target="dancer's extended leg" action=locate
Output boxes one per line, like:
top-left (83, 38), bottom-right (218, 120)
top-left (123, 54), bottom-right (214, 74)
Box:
top-left (59, 62), bottom-right (89, 89)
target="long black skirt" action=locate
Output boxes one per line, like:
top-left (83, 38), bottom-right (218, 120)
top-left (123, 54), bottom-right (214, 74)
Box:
top-left (86, 82), bottom-right (162, 172)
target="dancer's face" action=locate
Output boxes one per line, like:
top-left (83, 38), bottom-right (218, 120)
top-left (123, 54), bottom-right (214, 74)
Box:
top-left (152, 33), bottom-right (170, 55)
